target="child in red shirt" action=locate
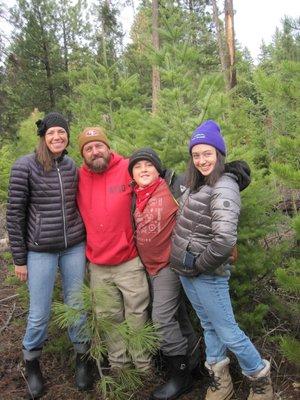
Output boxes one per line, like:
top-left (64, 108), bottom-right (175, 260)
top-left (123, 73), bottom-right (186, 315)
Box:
top-left (128, 148), bottom-right (198, 400)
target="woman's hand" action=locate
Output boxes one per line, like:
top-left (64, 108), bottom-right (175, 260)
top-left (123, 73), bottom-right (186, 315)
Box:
top-left (229, 245), bottom-right (238, 264)
top-left (15, 265), bottom-right (28, 282)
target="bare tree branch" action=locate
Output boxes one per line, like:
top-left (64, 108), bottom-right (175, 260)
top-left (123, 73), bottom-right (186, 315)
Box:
top-left (0, 302), bottom-right (16, 334)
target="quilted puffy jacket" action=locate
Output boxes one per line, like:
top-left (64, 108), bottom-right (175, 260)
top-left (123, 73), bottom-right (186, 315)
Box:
top-left (170, 173), bottom-right (241, 276)
top-left (6, 153), bottom-right (86, 266)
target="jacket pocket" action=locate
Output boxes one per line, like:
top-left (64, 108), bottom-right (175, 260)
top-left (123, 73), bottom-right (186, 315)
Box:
top-left (33, 214), bottom-right (42, 245)
top-left (170, 251), bottom-right (201, 277)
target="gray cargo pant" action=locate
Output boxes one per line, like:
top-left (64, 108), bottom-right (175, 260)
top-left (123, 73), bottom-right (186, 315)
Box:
top-left (149, 266), bottom-right (200, 368)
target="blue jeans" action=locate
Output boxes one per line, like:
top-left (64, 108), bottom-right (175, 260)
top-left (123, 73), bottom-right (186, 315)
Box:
top-left (23, 241), bottom-right (88, 355)
top-left (180, 274), bottom-right (265, 375)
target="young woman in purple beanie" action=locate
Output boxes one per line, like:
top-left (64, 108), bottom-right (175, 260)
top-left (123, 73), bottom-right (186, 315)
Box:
top-left (6, 112), bottom-right (92, 398)
top-left (170, 120), bottom-right (273, 400)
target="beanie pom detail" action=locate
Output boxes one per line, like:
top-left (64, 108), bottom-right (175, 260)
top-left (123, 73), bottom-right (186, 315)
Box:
top-left (35, 119), bottom-right (46, 136)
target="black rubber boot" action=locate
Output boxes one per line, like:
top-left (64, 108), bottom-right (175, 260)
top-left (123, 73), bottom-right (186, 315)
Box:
top-left (25, 359), bottom-right (44, 399)
top-left (75, 353), bottom-right (94, 391)
top-left (150, 355), bottom-right (193, 400)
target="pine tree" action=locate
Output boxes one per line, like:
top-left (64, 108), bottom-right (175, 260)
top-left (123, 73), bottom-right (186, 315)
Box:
top-left (53, 0), bottom-right (93, 111)
top-left (0, 110), bottom-right (41, 201)
top-left (90, 0), bottom-right (124, 66)
top-left (53, 284), bottom-right (159, 399)
top-left (3, 0), bottom-right (92, 124)
top-left (8, 0), bottom-right (62, 111)
top-left (121, 0), bottom-right (223, 166)
top-left (239, 22), bottom-right (300, 360)
top-left (66, 60), bottom-right (146, 162)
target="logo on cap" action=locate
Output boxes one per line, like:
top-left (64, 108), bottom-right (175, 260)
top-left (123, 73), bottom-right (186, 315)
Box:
top-left (192, 133), bottom-right (206, 141)
top-left (86, 130), bottom-right (98, 136)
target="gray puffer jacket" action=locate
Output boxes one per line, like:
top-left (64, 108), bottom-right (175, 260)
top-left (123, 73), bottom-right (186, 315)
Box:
top-left (6, 153), bottom-right (86, 266)
top-left (170, 173), bottom-right (240, 276)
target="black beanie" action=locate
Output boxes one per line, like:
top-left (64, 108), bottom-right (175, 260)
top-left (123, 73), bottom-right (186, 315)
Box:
top-left (36, 112), bottom-right (70, 137)
top-left (128, 147), bottom-right (164, 178)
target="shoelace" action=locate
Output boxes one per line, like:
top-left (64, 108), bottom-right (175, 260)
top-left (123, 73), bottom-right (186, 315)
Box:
top-left (251, 376), bottom-right (269, 394)
top-left (208, 371), bottom-right (221, 392)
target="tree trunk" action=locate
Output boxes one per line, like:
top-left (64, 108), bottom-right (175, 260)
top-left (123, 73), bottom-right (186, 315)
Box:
top-left (152, 0), bottom-right (160, 114)
top-left (35, 6), bottom-right (56, 108)
top-left (211, 0), bottom-right (227, 76)
top-left (101, 0), bottom-right (109, 67)
top-left (224, 0), bottom-right (237, 89)
top-left (61, 18), bottom-right (71, 98)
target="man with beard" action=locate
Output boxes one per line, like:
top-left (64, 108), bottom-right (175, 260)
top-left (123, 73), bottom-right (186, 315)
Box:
top-left (77, 127), bottom-right (151, 372)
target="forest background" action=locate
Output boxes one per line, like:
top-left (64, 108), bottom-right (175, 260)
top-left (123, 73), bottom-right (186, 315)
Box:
top-left (0, 0), bottom-right (299, 398)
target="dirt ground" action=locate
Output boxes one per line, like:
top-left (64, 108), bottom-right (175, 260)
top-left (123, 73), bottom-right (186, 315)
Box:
top-left (0, 252), bottom-right (299, 400)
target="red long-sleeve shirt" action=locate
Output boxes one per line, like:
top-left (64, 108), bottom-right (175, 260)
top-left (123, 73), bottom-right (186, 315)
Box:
top-left (134, 180), bottom-right (178, 276)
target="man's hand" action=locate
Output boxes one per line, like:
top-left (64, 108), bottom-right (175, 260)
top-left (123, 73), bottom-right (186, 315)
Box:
top-left (229, 245), bottom-right (238, 264)
top-left (15, 265), bottom-right (28, 282)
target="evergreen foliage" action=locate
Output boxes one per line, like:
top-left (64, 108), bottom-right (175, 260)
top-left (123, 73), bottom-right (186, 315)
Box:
top-left (278, 335), bottom-right (300, 367)
top-left (90, 0), bottom-right (123, 65)
top-left (252, 27), bottom-right (300, 367)
top-left (1, 0), bottom-right (299, 379)
top-left (8, 0), bottom-right (64, 111)
top-left (53, 284), bottom-right (159, 399)
top-left (0, 110), bottom-right (42, 201)
top-left (98, 367), bottom-right (144, 400)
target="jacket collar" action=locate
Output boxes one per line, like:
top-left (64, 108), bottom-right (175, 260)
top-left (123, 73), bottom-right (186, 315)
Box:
top-left (54, 149), bottom-right (68, 163)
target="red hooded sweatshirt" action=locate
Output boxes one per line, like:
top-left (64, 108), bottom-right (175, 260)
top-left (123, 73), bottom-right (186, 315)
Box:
top-left (77, 152), bottom-right (137, 265)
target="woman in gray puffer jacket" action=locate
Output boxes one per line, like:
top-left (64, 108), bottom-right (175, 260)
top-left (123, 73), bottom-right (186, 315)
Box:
top-left (170, 120), bottom-right (273, 400)
top-left (6, 112), bottom-right (92, 398)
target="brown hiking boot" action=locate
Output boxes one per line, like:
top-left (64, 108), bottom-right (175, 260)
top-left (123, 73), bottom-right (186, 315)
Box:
top-left (205, 357), bottom-right (234, 400)
top-left (247, 360), bottom-right (273, 400)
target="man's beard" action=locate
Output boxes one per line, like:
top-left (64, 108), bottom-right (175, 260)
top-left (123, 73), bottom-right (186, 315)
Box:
top-left (85, 154), bottom-right (110, 173)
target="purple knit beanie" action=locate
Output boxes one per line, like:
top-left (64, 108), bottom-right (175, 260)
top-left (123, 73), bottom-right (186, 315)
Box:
top-left (189, 120), bottom-right (226, 156)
